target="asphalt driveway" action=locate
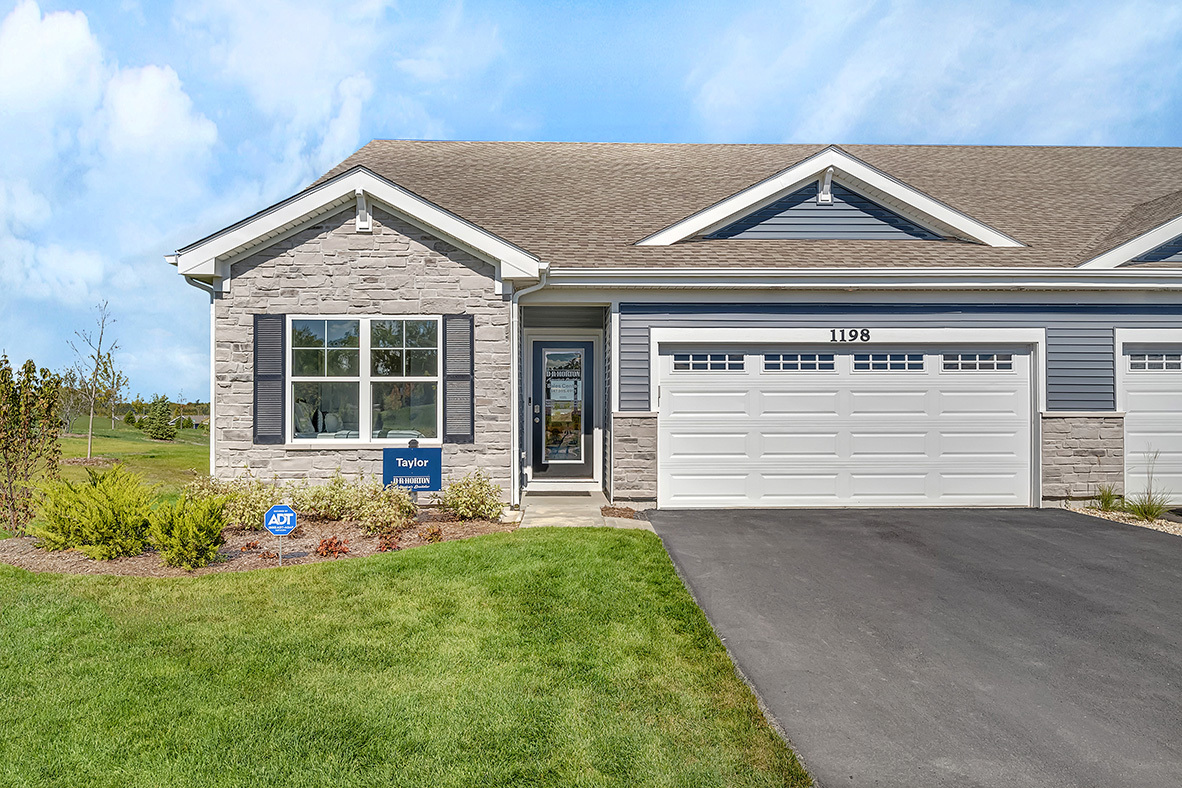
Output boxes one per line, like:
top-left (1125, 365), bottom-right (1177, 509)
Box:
top-left (649, 508), bottom-right (1182, 788)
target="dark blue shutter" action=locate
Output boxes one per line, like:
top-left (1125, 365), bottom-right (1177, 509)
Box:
top-left (253, 314), bottom-right (286, 445)
top-left (442, 314), bottom-right (475, 444)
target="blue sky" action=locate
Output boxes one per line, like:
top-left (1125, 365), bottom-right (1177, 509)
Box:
top-left (3, 0), bottom-right (1182, 400)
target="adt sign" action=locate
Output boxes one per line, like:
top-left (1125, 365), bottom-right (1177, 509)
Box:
top-left (383, 447), bottom-right (442, 491)
top-left (264, 504), bottom-right (297, 536)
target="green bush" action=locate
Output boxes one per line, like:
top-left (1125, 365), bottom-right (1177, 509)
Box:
top-left (181, 417), bottom-right (194, 430)
top-left (438, 470), bottom-right (503, 521)
top-left (1092, 484), bottom-right (1124, 513)
top-left (32, 466), bottom-right (154, 560)
top-left (185, 472), bottom-right (284, 531)
top-left (123, 410), bottom-right (136, 425)
top-left (290, 470), bottom-right (416, 532)
top-left (148, 495), bottom-right (227, 569)
top-left (1124, 489), bottom-right (1172, 522)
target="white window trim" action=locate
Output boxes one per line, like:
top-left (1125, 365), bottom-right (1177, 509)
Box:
top-left (286, 314), bottom-right (443, 448)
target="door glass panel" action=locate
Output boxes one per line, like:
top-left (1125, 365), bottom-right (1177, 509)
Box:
top-left (543, 349), bottom-right (583, 462)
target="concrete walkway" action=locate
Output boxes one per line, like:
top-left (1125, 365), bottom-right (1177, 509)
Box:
top-left (519, 491), bottom-right (653, 530)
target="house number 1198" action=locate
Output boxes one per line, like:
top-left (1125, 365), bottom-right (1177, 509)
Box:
top-left (830, 328), bottom-right (871, 342)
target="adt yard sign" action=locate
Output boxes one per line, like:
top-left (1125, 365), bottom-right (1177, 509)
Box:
top-left (383, 447), bottom-right (442, 491)
top-left (264, 504), bottom-right (297, 536)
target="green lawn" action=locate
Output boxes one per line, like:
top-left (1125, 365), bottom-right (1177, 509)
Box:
top-left (61, 418), bottom-right (209, 498)
top-left (0, 529), bottom-right (810, 788)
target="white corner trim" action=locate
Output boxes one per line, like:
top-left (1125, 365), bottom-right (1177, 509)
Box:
top-left (1079, 214), bottom-right (1182, 269)
top-left (635, 146), bottom-right (1024, 248)
top-left (171, 167), bottom-right (541, 281)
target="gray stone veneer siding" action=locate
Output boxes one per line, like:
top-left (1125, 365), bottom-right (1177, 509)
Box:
top-left (214, 206), bottom-right (512, 497)
top-left (1041, 414), bottom-right (1124, 501)
top-left (611, 412), bottom-right (657, 503)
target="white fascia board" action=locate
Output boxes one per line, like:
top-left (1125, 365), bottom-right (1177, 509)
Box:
top-left (543, 267), bottom-right (1182, 291)
top-left (171, 167), bottom-right (540, 280)
top-left (636, 146), bottom-right (1024, 248)
top-left (1079, 213), bottom-right (1182, 269)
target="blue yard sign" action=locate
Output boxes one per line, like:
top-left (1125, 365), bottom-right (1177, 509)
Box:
top-left (264, 504), bottom-right (297, 536)
top-left (383, 448), bottom-right (443, 491)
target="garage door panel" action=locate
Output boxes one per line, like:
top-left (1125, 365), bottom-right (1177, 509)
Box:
top-left (848, 390), bottom-right (929, 416)
top-left (759, 390), bottom-right (840, 416)
top-left (761, 432), bottom-right (840, 457)
top-left (849, 432), bottom-right (928, 457)
top-left (938, 389), bottom-right (1024, 416)
top-left (1122, 351), bottom-right (1182, 502)
top-left (664, 431), bottom-right (749, 458)
top-left (658, 347), bottom-right (1032, 508)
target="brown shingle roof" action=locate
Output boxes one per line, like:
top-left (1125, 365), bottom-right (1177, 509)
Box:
top-left (315, 141), bottom-right (1182, 269)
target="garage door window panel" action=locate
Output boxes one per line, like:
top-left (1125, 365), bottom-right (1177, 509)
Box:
top-left (943, 353), bottom-right (1014, 371)
top-left (1129, 353), bottom-right (1182, 371)
top-left (765, 353), bottom-right (836, 371)
top-left (672, 352), bottom-right (744, 371)
top-left (853, 353), bottom-right (924, 371)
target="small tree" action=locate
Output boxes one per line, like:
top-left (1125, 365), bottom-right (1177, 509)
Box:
top-left (105, 365), bottom-right (129, 430)
top-left (0, 356), bottom-right (61, 535)
top-left (56, 368), bottom-right (87, 434)
top-left (70, 301), bottom-right (119, 459)
top-left (123, 410), bottom-right (137, 426)
top-left (141, 395), bottom-right (176, 441)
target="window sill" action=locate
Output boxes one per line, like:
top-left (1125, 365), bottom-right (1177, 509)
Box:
top-left (283, 440), bottom-right (444, 451)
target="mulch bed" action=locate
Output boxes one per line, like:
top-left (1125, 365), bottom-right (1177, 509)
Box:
top-left (0, 508), bottom-right (516, 578)
top-left (61, 457), bottom-right (116, 467)
top-left (600, 505), bottom-right (638, 519)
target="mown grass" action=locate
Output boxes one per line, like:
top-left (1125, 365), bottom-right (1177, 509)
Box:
top-left (0, 528), bottom-right (810, 787)
top-left (60, 418), bottom-right (209, 500)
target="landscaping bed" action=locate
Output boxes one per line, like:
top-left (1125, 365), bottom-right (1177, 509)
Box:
top-left (1072, 505), bottom-right (1182, 537)
top-left (0, 509), bottom-right (515, 577)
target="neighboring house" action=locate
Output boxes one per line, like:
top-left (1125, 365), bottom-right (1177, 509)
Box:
top-left (169, 142), bottom-right (1182, 509)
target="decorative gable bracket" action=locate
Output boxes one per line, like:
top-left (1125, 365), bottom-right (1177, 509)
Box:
top-left (636, 146), bottom-right (1025, 248)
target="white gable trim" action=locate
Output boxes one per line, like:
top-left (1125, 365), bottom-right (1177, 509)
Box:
top-left (170, 167), bottom-right (541, 281)
top-left (635, 146), bottom-right (1024, 248)
top-left (1078, 213), bottom-right (1182, 269)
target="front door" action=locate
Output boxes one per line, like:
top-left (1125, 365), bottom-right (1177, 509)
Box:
top-left (531, 341), bottom-right (595, 478)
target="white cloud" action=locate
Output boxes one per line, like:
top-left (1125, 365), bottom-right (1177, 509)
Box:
top-left (98, 65), bottom-right (217, 159)
top-left (690, 0), bottom-right (1182, 144)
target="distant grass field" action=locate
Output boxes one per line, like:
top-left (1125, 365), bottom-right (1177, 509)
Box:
top-left (61, 417), bottom-right (209, 499)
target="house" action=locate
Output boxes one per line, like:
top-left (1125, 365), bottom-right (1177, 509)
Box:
top-left (169, 141), bottom-right (1182, 509)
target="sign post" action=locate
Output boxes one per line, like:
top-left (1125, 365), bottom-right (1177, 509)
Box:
top-left (264, 504), bottom-right (297, 566)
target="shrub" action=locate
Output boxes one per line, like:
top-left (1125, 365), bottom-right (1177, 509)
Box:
top-left (0, 356), bottom-right (61, 535)
top-left (1092, 484), bottom-right (1124, 513)
top-left (1124, 490), bottom-right (1172, 522)
top-left (123, 410), bottom-right (136, 425)
top-left (185, 472), bottom-right (284, 531)
top-left (315, 536), bottom-right (349, 558)
top-left (418, 524), bottom-right (443, 544)
top-left (32, 466), bottom-right (154, 560)
top-left (438, 470), bottom-right (503, 521)
top-left (290, 471), bottom-right (416, 533)
top-left (148, 495), bottom-right (227, 569)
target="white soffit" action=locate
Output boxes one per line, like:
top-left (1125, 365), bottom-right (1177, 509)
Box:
top-left (636, 146), bottom-right (1025, 248)
top-left (1079, 213), bottom-right (1182, 269)
top-left (169, 167), bottom-right (541, 280)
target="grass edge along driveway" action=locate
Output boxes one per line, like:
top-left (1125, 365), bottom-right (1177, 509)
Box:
top-left (0, 527), bottom-right (811, 788)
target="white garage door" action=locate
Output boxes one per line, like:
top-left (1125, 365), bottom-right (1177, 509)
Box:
top-left (657, 346), bottom-right (1034, 508)
top-left (1122, 347), bottom-right (1182, 502)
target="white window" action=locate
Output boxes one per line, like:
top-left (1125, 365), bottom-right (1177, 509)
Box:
top-left (1129, 352), bottom-right (1182, 371)
top-left (289, 316), bottom-right (442, 443)
top-left (672, 352), bottom-right (744, 371)
top-left (942, 352), bottom-right (1014, 371)
top-left (764, 352), bottom-right (835, 371)
top-left (853, 352), bottom-right (924, 371)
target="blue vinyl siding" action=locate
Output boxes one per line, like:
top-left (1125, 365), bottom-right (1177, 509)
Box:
top-left (707, 181), bottom-right (942, 240)
top-left (616, 303), bottom-right (1179, 411)
top-left (1133, 233), bottom-right (1182, 263)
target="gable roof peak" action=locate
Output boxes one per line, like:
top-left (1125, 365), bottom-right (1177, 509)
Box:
top-left (636, 145), bottom-right (1025, 248)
